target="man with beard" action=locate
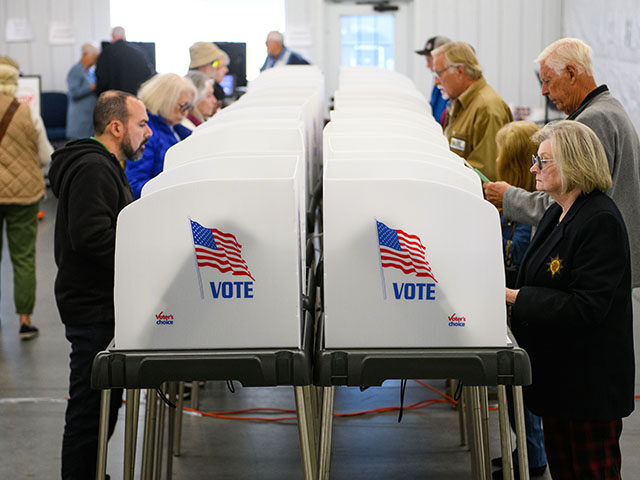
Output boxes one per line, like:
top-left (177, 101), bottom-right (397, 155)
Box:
top-left (49, 90), bottom-right (151, 479)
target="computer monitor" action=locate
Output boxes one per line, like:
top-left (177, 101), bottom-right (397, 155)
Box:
top-left (215, 42), bottom-right (247, 87)
top-left (219, 74), bottom-right (235, 96)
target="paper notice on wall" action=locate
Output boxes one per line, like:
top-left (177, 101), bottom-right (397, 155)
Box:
top-left (5, 18), bottom-right (33, 42)
top-left (49, 21), bottom-right (75, 45)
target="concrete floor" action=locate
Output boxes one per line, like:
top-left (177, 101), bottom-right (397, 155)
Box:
top-left (1, 194), bottom-right (639, 479)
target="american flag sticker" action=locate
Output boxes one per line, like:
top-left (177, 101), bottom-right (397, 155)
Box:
top-left (376, 220), bottom-right (437, 299)
top-left (190, 219), bottom-right (255, 298)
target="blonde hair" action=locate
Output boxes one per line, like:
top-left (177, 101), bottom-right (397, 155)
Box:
top-left (137, 73), bottom-right (196, 120)
top-left (532, 120), bottom-right (612, 193)
top-left (431, 42), bottom-right (482, 80)
top-left (535, 38), bottom-right (594, 76)
top-left (0, 63), bottom-right (19, 96)
top-left (496, 121), bottom-right (540, 192)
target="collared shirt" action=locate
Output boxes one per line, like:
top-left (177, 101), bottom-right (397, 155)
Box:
top-left (567, 84), bottom-right (609, 120)
top-left (444, 77), bottom-right (513, 181)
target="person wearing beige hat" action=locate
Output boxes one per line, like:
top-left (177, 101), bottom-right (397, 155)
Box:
top-left (0, 56), bottom-right (53, 340)
top-left (188, 41), bottom-right (230, 105)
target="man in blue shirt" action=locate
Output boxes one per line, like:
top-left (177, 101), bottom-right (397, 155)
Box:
top-left (260, 31), bottom-right (310, 71)
top-left (415, 35), bottom-right (451, 126)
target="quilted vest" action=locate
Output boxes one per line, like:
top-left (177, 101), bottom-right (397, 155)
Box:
top-left (0, 94), bottom-right (44, 204)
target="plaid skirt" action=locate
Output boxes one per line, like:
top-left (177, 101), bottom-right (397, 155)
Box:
top-left (542, 416), bottom-right (623, 480)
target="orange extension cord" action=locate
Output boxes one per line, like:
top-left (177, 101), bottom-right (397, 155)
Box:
top-left (182, 380), bottom-right (486, 422)
top-left (180, 384), bottom-right (640, 423)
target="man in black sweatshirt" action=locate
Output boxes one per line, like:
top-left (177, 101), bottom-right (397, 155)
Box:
top-left (49, 90), bottom-right (151, 479)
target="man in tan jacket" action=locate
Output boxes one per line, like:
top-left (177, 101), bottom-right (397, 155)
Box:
top-left (432, 42), bottom-right (513, 181)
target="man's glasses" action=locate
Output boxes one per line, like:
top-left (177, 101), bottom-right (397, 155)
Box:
top-left (531, 154), bottom-right (553, 170)
top-left (179, 102), bottom-right (194, 114)
top-left (432, 64), bottom-right (459, 79)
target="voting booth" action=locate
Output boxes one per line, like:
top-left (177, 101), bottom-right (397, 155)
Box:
top-left (322, 67), bottom-right (507, 349)
top-left (113, 156), bottom-right (304, 350)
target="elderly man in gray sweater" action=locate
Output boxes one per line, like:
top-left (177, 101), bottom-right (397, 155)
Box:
top-left (485, 38), bottom-right (640, 287)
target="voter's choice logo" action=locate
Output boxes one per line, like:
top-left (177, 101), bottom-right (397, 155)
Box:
top-left (447, 313), bottom-right (467, 327)
top-left (375, 220), bottom-right (437, 301)
top-left (155, 311), bottom-right (175, 326)
top-left (189, 219), bottom-right (255, 300)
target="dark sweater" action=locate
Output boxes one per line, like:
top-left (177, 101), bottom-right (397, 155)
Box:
top-left (49, 139), bottom-right (134, 326)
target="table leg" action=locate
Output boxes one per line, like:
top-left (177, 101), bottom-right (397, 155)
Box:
top-left (141, 389), bottom-right (157, 480)
top-left (95, 389), bottom-right (111, 480)
top-left (479, 387), bottom-right (492, 478)
top-left (317, 386), bottom-right (335, 480)
top-left (173, 382), bottom-right (184, 457)
top-left (123, 389), bottom-right (140, 480)
top-left (294, 386), bottom-right (315, 479)
top-left (513, 386), bottom-right (530, 480)
top-left (165, 382), bottom-right (177, 479)
top-left (497, 385), bottom-right (514, 480)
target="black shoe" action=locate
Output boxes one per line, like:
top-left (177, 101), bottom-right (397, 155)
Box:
top-left (492, 464), bottom-right (547, 479)
top-left (19, 323), bottom-right (39, 340)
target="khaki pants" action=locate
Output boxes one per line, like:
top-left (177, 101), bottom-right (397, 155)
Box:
top-left (0, 202), bottom-right (39, 314)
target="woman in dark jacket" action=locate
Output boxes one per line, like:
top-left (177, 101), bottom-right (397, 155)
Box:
top-left (507, 120), bottom-right (635, 479)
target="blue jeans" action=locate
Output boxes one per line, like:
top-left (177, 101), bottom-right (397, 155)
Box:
top-left (506, 387), bottom-right (547, 468)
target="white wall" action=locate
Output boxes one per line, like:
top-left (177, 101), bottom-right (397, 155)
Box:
top-left (285, 0), bottom-right (564, 115)
top-left (410, 0), bottom-right (563, 112)
top-left (0, 0), bottom-right (110, 92)
top-left (563, 0), bottom-right (640, 134)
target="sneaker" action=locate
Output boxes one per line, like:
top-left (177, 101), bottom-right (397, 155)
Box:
top-left (19, 323), bottom-right (39, 340)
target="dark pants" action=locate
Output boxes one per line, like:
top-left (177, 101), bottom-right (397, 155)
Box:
top-left (61, 324), bottom-right (123, 480)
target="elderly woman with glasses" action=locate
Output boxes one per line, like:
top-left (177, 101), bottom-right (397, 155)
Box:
top-left (508, 120), bottom-right (635, 479)
top-left (182, 71), bottom-right (218, 130)
top-left (125, 73), bottom-right (196, 198)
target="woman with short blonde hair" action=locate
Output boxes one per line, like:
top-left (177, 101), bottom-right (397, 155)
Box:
top-left (508, 120), bottom-right (633, 479)
top-left (496, 121), bottom-right (540, 192)
top-left (125, 73), bottom-right (196, 198)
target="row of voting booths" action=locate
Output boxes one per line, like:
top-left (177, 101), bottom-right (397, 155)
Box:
top-left (91, 66), bottom-right (532, 480)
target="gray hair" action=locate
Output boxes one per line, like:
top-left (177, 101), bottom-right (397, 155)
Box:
top-left (532, 120), bottom-right (612, 194)
top-left (266, 31), bottom-right (284, 45)
top-left (81, 42), bottom-right (99, 56)
top-left (432, 42), bottom-right (483, 80)
top-left (112, 26), bottom-right (126, 40)
top-left (185, 70), bottom-right (214, 105)
top-left (138, 73), bottom-right (197, 120)
top-left (535, 38), bottom-right (594, 77)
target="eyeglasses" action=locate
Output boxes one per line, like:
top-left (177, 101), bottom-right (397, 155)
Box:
top-left (531, 154), bottom-right (554, 170)
top-left (432, 64), bottom-right (459, 79)
top-left (178, 102), bottom-right (194, 114)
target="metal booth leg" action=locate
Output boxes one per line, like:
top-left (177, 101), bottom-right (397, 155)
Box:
top-left (465, 386), bottom-right (489, 480)
top-left (457, 379), bottom-right (467, 446)
top-left (317, 386), bottom-right (335, 480)
top-left (95, 389), bottom-right (111, 480)
top-left (153, 384), bottom-right (167, 480)
top-left (497, 385), bottom-right (515, 480)
top-left (123, 389), bottom-right (141, 480)
top-left (294, 386), bottom-right (315, 479)
top-left (191, 381), bottom-right (200, 410)
top-left (513, 386), bottom-right (530, 480)
top-left (173, 381), bottom-right (185, 457)
top-left (478, 387), bottom-right (492, 478)
top-left (165, 382), bottom-right (177, 479)
top-left (141, 389), bottom-right (158, 480)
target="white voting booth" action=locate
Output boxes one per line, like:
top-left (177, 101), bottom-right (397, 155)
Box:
top-left (323, 67), bottom-right (507, 349)
top-left (113, 68), bottom-right (324, 351)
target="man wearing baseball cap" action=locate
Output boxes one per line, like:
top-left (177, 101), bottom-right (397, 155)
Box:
top-left (415, 35), bottom-right (451, 125)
